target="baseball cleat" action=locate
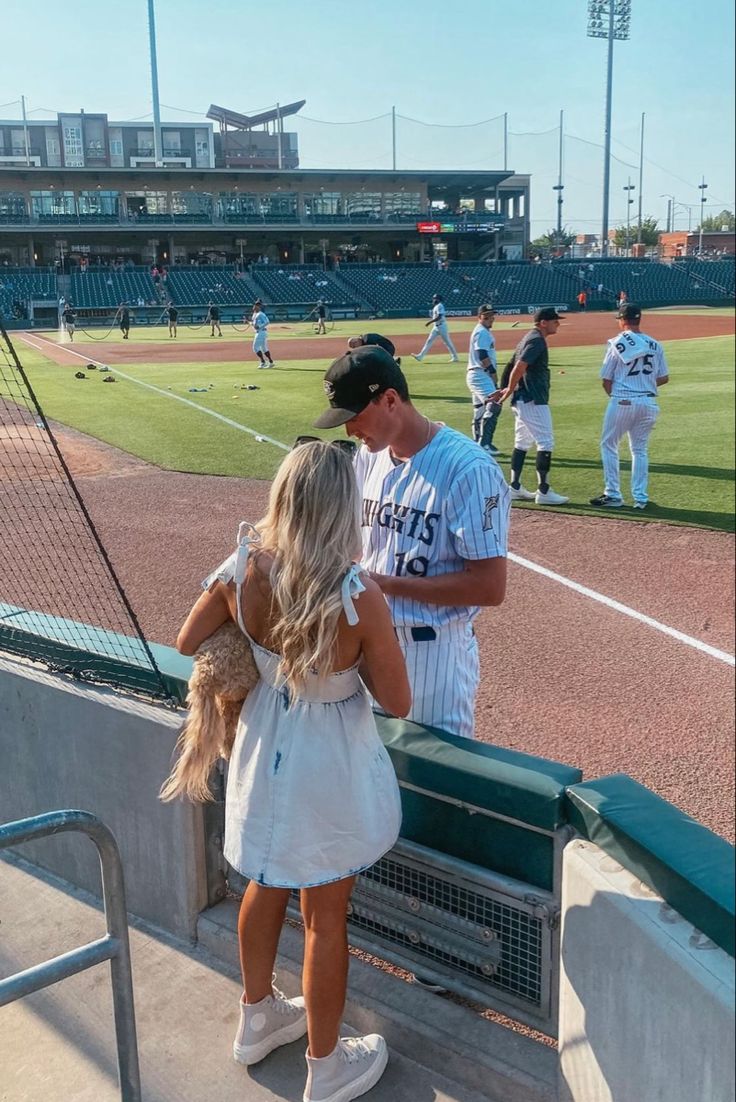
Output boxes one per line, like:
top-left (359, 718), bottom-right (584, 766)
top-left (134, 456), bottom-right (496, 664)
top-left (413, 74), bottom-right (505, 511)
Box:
top-left (589, 494), bottom-right (624, 508)
top-left (481, 444), bottom-right (501, 456)
top-left (535, 488), bottom-right (569, 505)
top-left (632, 501), bottom-right (648, 510)
top-left (411, 354), bottom-right (423, 362)
top-left (509, 485), bottom-right (536, 502)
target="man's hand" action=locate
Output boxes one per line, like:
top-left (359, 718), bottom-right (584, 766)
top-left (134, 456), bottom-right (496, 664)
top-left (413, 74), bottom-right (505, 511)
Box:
top-left (492, 387), bottom-right (511, 405)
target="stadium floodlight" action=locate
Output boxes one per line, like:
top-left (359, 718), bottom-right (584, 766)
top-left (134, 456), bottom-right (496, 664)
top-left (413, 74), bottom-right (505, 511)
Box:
top-left (587, 0), bottom-right (632, 255)
top-left (698, 177), bottom-right (708, 255)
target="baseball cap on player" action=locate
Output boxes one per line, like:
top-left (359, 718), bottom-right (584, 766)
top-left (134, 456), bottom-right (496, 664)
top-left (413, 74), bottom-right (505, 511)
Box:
top-left (618, 302), bottom-right (642, 321)
top-left (313, 346), bottom-right (407, 429)
top-left (533, 307), bottom-right (565, 322)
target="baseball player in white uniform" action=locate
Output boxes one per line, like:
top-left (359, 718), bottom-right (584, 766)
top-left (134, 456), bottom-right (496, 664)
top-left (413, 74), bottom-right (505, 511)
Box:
top-left (245, 300), bottom-right (276, 368)
top-left (314, 346), bottom-right (510, 739)
top-left (412, 294), bottom-right (459, 363)
top-left (466, 304), bottom-right (502, 456)
top-left (590, 303), bottom-right (669, 509)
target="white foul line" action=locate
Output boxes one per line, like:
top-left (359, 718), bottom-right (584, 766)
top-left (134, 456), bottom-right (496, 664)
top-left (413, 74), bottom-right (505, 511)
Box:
top-left (508, 551), bottom-right (735, 666)
top-left (20, 332), bottom-right (735, 668)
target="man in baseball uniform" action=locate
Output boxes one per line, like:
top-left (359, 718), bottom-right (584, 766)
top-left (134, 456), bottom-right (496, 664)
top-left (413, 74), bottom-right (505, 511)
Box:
top-left (590, 303), bottom-right (669, 509)
top-left (347, 332), bottom-right (399, 365)
top-left (412, 294), bottom-right (459, 363)
top-left (245, 300), bottom-right (276, 369)
top-left (494, 307), bottom-right (569, 506)
top-left (466, 304), bottom-right (502, 456)
top-left (314, 346), bottom-right (510, 739)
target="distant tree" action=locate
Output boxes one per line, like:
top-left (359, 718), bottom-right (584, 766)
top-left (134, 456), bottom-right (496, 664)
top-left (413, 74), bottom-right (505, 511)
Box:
top-left (528, 228), bottom-right (576, 256)
top-left (612, 217), bottom-right (659, 248)
top-left (697, 210), bottom-right (735, 232)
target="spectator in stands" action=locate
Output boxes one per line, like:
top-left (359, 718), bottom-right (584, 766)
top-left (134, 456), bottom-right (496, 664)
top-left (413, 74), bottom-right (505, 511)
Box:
top-left (206, 302), bottom-right (222, 337)
top-left (577, 290), bottom-right (588, 311)
top-left (167, 303), bottom-right (178, 338)
top-left (61, 303), bottom-right (76, 341)
top-left (119, 303), bottom-right (131, 340)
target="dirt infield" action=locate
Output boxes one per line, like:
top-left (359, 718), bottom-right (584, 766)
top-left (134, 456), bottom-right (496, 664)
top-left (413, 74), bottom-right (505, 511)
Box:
top-left (33, 309), bottom-right (735, 366)
top-left (15, 418), bottom-right (730, 844)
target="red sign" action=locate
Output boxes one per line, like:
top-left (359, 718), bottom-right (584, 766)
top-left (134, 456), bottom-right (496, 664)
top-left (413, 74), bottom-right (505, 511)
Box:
top-left (416, 221), bottom-right (441, 234)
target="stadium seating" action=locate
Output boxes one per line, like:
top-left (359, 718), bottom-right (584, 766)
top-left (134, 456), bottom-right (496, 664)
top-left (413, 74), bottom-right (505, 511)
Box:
top-left (69, 270), bottom-right (160, 309)
top-left (672, 259), bottom-right (735, 298)
top-left (553, 257), bottom-right (735, 306)
top-left (248, 265), bottom-right (358, 307)
top-left (0, 268), bottom-right (57, 318)
top-left (165, 268), bottom-right (262, 306)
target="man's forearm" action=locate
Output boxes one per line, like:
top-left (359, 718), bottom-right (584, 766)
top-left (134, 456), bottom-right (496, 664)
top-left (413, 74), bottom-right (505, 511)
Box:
top-left (370, 563), bottom-right (505, 607)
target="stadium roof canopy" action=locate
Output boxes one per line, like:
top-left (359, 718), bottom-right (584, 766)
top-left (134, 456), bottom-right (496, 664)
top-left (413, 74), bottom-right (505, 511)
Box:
top-left (207, 102), bottom-right (306, 129)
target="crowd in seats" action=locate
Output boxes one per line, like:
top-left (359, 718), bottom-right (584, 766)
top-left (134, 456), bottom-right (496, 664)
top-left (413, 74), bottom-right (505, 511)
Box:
top-left (69, 270), bottom-right (160, 309)
top-left (165, 268), bottom-right (262, 306)
top-left (0, 268), bottom-right (57, 318)
top-left (249, 265), bottom-right (356, 307)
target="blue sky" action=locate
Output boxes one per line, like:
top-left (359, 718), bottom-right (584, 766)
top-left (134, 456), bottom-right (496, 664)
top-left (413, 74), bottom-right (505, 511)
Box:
top-left (2, 0), bottom-right (734, 235)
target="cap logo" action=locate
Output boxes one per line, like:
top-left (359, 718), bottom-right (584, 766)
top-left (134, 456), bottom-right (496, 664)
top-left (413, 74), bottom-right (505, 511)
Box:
top-left (324, 381), bottom-right (335, 398)
top-left (368, 383), bottom-right (380, 393)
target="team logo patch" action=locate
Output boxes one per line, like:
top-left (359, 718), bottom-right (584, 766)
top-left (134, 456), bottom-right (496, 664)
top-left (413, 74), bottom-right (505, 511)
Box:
top-left (482, 495), bottom-right (499, 531)
top-left (324, 381), bottom-right (335, 398)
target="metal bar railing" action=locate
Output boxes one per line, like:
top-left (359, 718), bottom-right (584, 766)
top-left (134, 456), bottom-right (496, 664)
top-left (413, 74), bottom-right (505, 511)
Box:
top-left (0, 809), bottom-right (141, 1102)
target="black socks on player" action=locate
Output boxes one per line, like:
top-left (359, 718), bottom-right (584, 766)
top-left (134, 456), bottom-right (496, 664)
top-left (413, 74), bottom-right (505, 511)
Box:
top-left (510, 448), bottom-right (527, 490)
top-left (536, 450), bottom-right (552, 495)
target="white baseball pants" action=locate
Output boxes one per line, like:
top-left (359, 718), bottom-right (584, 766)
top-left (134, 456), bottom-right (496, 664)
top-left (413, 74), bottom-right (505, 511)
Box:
top-left (466, 368), bottom-right (500, 443)
top-left (374, 621), bottom-right (479, 739)
top-left (512, 401), bottom-right (555, 451)
top-left (253, 331), bottom-right (269, 353)
top-left (417, 322), bottom-right (458, 360)
top-left (601, 396), bottom-right (659, 504)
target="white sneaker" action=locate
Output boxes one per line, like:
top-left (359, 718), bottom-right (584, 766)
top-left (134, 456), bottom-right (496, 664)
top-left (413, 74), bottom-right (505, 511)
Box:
top-left (233, 988), bottom-right (307, 1066)
top-left (449, 357), bottom-right (459, 363)
top-left (257, 363), bottom-right (268, 369)
top-left (509, 485), bottom-right (536, 502)
top-left (411, 354), bottom-right (423, 362)
top-left (535, 488), bottom-right (569, 505)
top-left (304, 1035), bottom-right (388, 1102)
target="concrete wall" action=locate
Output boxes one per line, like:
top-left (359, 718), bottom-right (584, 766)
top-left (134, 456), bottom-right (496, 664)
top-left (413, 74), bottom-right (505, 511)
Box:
top-left (558, 839), bottom-right (735, 1102)
top-left (0, 655), bottom-right (209, 941)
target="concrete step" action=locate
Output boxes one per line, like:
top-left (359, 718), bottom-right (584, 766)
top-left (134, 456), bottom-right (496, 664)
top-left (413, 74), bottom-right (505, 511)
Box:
top-left (1, 854), bottom-right (556, 1102)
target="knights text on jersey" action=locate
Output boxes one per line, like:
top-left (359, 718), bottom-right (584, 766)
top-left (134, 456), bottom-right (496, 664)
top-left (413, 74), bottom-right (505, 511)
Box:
top-left (467, 322), bottom-right (497, 376)
top-left (600, 330), bottom-right (668, 398)
top-left (354, 425), bottom-right (510, 629)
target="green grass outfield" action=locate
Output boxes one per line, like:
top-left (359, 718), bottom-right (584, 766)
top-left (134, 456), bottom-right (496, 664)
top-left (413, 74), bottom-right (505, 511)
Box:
top-left (16, 329), bottom-right (736, 532)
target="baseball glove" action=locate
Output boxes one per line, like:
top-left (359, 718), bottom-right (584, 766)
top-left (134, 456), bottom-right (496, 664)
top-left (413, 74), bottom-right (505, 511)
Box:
top-left (159, 621), bottom-right (259, 803)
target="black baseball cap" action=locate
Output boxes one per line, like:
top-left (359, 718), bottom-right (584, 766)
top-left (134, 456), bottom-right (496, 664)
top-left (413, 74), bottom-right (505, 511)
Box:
top-left (534, 307), bottom-right (565, 322)
top-left (313, 346), bottom-right (407, 429)
top-left (478, 303), bottom-right (495, 315)
top-left (618, 303), bottom-right (642, 322)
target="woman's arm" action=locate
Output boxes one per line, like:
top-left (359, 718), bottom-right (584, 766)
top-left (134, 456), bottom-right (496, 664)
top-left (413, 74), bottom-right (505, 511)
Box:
top-left (176, 581), bottom-right (234, 655)
top-left (356, 580), bottom-right (411, 718)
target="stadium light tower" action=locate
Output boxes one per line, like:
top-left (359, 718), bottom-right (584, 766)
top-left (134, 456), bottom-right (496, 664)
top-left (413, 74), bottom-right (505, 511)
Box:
top-left (147, 0), bottom-right (163, 167)
top-left (698, 177), bottom-right (708, 255)
top-left (587, 0), bottom-right (632, 256)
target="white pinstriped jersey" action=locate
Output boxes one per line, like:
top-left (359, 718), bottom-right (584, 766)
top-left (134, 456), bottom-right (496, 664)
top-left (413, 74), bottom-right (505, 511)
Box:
top-left (600, 330), bottom-right (668, 398)
top-left (354, 425), bottom-right (510, 629)
top-left (431, 302), bottom-right (447, 327)
top-left (252, 310), bottom-right (269, 331)
top-left (467, 323), bottom-right (497, 379)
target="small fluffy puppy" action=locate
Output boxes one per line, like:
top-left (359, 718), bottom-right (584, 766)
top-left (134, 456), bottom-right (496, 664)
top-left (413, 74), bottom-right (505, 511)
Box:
top-left (160, 622), bottom-right (259, 803)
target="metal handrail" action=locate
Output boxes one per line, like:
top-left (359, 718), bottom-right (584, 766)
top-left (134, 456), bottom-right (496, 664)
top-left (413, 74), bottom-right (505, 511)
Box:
top-left (0, 810), bottom-right (141, 1101)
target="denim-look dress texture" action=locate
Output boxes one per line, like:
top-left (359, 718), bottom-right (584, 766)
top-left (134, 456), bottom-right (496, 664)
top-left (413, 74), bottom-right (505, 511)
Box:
top-left (203, 526), bottom-right (402, 889)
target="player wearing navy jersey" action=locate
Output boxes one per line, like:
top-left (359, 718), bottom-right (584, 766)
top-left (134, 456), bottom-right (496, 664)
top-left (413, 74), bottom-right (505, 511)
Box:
top-left (590, 303), bottom-right (669, 509)
top-left (314, 346), bottom-right (510, 739)
top-left (412, 294), bottom-right (459, 363)
top-left (206, 302), bottom-right (222, 337)
top-left (347, 332), bottom-right (399, 365)
top-left (466, 304), bottom-right (502, 456)
top-left (494, 307), bottom-right (569, 506)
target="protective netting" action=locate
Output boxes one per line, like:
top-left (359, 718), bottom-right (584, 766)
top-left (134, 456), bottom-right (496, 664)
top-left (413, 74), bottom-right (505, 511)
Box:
top-left (0, 323), bottom-right (173, 701)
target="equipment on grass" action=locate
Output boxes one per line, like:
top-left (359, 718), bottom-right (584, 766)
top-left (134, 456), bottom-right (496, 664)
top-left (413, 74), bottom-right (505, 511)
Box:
top-left (74, 371), bottom-right (87, 379)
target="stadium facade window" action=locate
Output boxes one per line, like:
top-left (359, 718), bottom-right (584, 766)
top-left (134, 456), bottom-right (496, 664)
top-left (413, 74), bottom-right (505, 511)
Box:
top-left (0, 192), bottom-right (28, 220)
top-left (171, 191), bottom-right (213, 216)
top-left (124, 190), bottom-right (168, 217)
top-left (136, 130), bottom-right (155, 154)
top-left (31, 190), bottom-right (76, 217)
top-left (78, 191), bottom-right (119, 217)
top-left (384, 192), bottom-right (422, 217)
top-left (61, 123), bottom-right (84, 167)
top-left (303, 192), bottom-right (343, 219)
top-left (218, 192), bottom-right (261, 219)
top-left (45, 130), bottom-right (61, 167)
top-left (344, 192), bottom-right (382, 220)
top-left (260, 192), bottom-right (298, 218)
top-left (109, 130), bottom-right (124, 167)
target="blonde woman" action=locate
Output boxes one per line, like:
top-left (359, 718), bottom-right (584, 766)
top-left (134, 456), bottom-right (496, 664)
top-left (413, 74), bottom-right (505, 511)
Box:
top-left (175, 442), bottom-right (410, 1102)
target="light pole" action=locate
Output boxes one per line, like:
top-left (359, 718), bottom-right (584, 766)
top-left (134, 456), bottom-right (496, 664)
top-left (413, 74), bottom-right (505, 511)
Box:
top-left (698, 177), bottom-right (708, 255)
top-left (623, 179), bottom-right (635, 255)
top-left (553, 109), bottom-right (564, 251)
top-left (660, 194), bottom-right (674, 233)
top-left (587, 0), bottom-right (632, 257)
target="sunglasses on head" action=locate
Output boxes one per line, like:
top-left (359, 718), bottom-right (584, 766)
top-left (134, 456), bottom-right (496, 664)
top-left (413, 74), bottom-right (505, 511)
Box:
top-left (293, 435), bottom-right (357, 456)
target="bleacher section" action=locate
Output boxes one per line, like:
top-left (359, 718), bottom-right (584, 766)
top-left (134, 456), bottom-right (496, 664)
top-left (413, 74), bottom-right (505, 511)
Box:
top-left (69, 270), bottom-right (160, 309)
top-left (165, 268), bottom-right (262, 306)
top-left (672, 259), bottom-right (735, 298)
top-left (553, 258), bottom-right (735, 307)
top-left (0, 268), bottom-right (57, 318)
top-left (248, 265), bottom-right (358, 308)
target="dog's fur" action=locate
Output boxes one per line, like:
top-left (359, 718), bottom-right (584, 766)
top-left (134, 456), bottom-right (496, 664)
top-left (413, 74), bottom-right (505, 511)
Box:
top-left (160, 622), bottom-right (259, 803)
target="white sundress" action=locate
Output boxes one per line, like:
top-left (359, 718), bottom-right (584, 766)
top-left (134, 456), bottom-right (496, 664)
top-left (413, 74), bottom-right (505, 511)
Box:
top-left (203, 524), bottom-right (402, 889)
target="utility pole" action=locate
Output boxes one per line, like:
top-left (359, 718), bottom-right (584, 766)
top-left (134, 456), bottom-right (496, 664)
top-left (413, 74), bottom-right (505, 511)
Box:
top-left (503, 112), bottom-right (508, 171)
top-left (636, 111), bottom-right (644, 244)
top-left (623, 178), bottom-right (635, 255)
top-left (552, 109), bottom-right (565, 249)
top-left (147, 0), bottom-right (163, 167)
top-left (698, 177), bottom-right (708, 255)
top-left (21, 95), bottom-right (31, 167)
top-left (391, 106), bottom-right (396, 171)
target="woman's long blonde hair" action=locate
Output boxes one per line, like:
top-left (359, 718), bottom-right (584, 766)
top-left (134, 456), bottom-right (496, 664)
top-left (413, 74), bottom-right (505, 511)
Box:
top-left (256, 441), bottom-right (361, 698)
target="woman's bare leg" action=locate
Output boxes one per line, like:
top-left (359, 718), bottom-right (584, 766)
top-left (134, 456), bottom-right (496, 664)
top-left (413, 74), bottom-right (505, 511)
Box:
top-left (238, 881), bottom-right (291, 1003)
top-left (300, 876), bottom-right (356, 1058)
